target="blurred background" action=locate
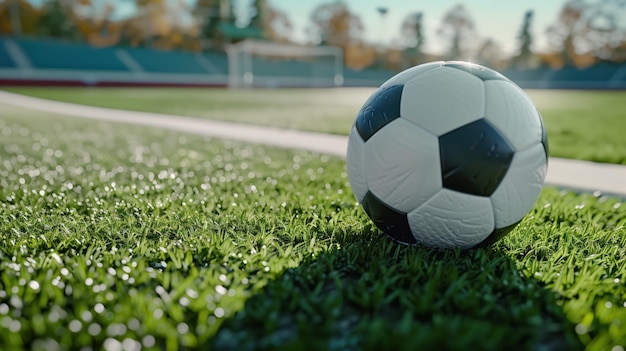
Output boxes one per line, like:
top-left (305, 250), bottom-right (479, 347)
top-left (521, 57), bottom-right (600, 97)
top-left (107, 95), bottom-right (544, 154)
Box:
top-left (0, 0), bottom-right (625, 88)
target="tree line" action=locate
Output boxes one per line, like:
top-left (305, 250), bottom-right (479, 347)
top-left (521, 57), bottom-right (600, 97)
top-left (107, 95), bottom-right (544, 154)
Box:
top-left (0, 0), bottom-right (625, 70)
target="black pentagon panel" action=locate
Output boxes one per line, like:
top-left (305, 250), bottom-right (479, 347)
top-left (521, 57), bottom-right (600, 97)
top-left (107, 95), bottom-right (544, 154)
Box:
top-left (439, 118), bottom-right (515, 197)
top-left (473, 220), bottom-right (521, 249)
top-left (443, 62), bottom-right (510, 82)
top-left (537, 110), bottom-right (549, 162)
top-left (355, 84), bottom-right (404, 142)
top-left (361, 191), bottom-right (417, 244)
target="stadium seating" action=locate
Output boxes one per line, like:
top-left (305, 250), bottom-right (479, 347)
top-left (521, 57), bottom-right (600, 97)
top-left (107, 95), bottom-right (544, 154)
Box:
top-left (15, 38), bottom-right (129, 71)
top-left (2, 37), bottom-right (626, 88)
top-left (502, 67), bottom-right (551, 83)
top-left (204, 52), bottom-right (229, 75)
top-left (343, 68), bottom-right (394, 86)
top-left (126, 48), bottom-right (216, 74)
top-left (550, 64), bottom-right (620, 82)
top-left (0, 39), bottom-right (16, 68)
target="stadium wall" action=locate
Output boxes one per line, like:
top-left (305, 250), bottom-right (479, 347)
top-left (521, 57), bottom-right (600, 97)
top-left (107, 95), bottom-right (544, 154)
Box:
top-left (1, 37), bottom-right (626, 89)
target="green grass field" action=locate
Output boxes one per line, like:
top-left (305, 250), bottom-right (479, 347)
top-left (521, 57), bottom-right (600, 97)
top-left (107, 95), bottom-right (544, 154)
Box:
top-left (0, 89), bottom-right (625, 351)
top-left (5, 87), bottom-right (626, 165)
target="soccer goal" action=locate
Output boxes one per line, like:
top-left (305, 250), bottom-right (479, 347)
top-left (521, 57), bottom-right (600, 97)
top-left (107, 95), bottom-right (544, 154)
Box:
top-left (226, 39), bottom-right (344, 88)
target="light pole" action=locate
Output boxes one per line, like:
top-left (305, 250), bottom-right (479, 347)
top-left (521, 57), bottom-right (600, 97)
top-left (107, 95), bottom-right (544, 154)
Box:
top-left (376, 6), bottom-right (388, 44)
top-left (376, 6), bottom-right (388, 69)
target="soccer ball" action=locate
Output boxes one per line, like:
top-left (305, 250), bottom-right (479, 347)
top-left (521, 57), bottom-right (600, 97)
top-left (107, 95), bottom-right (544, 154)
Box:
top-left (346, 61), bottom-right (548, 250)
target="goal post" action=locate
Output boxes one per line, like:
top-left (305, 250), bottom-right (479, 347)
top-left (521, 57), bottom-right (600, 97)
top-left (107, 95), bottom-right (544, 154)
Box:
top-left (226, 39), bottom-right (344, 88)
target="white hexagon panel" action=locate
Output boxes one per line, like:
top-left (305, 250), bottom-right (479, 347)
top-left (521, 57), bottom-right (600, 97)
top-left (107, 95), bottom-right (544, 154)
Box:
top-left (484, 80), bottom-right (543, 151)
top-left (380, 61), bottom-right (444, 89)
top-left (346, 125), bottom-right (368, 203)
top-left (407, 189), bottom-right (495, 250)
top-left (400, 66), bottom-right (485, 136)
top-left (363, 118), bottom-right (441, 214)
top-left (490, 143), bottom-right (548, 228)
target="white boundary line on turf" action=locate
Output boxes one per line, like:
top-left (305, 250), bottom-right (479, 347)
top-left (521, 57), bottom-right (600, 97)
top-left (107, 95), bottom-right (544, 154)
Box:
top-left (1, 90), bottom-right (625, 198)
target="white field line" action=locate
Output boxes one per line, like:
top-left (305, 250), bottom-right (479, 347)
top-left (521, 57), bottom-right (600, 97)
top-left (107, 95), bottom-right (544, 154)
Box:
top-left (1, 90), bottom-right (625, 198)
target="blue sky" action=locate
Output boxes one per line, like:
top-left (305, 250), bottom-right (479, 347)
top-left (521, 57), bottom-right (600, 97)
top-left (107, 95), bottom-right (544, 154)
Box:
top-left (267, 0), bottom-right (565, 54)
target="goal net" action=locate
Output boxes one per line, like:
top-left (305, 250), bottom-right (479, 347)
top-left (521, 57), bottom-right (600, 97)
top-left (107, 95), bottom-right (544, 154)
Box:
top-left (226, 39), bottom-right (344, 88)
